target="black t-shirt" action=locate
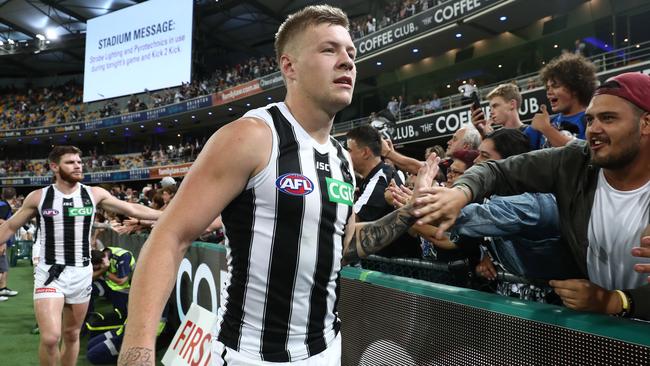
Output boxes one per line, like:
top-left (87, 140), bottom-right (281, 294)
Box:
top-left (354, 162), bottom-right (421, 258)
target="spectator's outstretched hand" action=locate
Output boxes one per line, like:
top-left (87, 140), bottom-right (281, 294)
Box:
top-left (632, 233), bottom-right (650, 283)
top-left (549, 279), bottom-right (620, 314)
top-left (411, 153), bottom-right (440, 199)
top-left (476, 256), bottom-right (497, 281)
top-left (380, 137), bottom-right (394, 158)
top-left (471, 106), bottom-right (492, 138)
top-left (412, 184), bottom-right (470, 239)
top-left (531, 104), bottom-right (552, 133)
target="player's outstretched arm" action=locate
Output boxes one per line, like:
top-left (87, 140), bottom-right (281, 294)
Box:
top-left (342, 154), bottom-right (440, 262)
top-left (118, 117), bottom-right (272, 366)
top-left (92, 187), bottom-right (162, 221)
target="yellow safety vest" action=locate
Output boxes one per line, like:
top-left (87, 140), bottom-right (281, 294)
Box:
top-left (106, 247), bottom-right (135, 292)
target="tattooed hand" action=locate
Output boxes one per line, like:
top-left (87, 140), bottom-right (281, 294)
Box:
top-left (118, 347), bottom-right (154, 366)
top-left (343, 153), bottom-right (441, 262)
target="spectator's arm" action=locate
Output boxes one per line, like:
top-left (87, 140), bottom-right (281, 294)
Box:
top-left (410, 142), bottom-right (574, 237)
top-left (451, 195), bottom-right (548, 238)
top-left (531, 105), bottom-right (573, 147)
top-left (381, 138), bottom-right (424, 175)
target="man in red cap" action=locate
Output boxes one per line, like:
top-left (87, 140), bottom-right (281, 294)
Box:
top-left (412, 72), bottom-right (650, 320)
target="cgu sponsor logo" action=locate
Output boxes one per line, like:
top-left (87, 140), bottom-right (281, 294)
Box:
top-left (41, 208), bottom-right (60, 217)
top-left (326, 177), bottom-right (354, 206)
top-left (275, 173), bottom-right (314, 196)
top-left (67, 206), bottom-right (93, 216)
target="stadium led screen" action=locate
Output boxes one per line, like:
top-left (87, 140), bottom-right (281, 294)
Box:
top-left (83, 0), bottom-right (193, 102)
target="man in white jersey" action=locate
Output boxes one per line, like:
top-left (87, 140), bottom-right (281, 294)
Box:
top-left (414, 72), bottom-right (650, 320)
top-left (119, 5), bottom-right (439, 366)
top-left (0, 145), bottom-right (161, 366)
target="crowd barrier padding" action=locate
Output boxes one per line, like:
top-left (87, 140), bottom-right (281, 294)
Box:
top-left (102, 231), bottom-right (650, 365)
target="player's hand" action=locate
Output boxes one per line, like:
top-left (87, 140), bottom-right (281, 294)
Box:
top-left (531, 104), bottom-right (552, 133)
top-left (476, 256), bottom-right (497, 281)
top-left (632, 234), bottom-right (650, 283)
top-left (0, 243), bottom-right (5, 256)
top-left (549, 279), bottom-right (620, 314)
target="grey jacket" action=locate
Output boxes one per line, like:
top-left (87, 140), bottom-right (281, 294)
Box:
top-left (455, 139), bottom-right (650, 319)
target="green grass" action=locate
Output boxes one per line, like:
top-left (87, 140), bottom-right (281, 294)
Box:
top-left (0, 261), bottom-right (103, 365)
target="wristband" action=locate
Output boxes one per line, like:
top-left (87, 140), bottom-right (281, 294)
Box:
top-left (623, 290), bottom-right (634, 317)
top-left (614, 290), bottom-right (628, 316)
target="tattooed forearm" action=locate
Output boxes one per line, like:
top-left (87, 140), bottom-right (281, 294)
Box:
top-left (118, 347), bottom-right (154, 366)
top-left (344, 204), bottom-right (417, 262)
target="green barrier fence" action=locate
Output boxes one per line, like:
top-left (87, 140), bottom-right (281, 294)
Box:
top-left (101, 232), bottom-right (650, 365)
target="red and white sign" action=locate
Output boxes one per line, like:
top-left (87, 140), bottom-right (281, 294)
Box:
top-left (162, 303), bottom-right (217, 366)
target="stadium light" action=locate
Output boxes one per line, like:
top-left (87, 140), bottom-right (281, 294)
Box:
top-left (0, 41), bottom-right (3, 46)
top-left (45, 28), bottom-right (58, 40)
top-left (376, 61), bottom-right (382, 66)
top-left (412, 48), bottom-right (419, 53)
top-left (464, 0), bottom-right (515, 22)
top-left (36, 34), bottom-right (45, 40)
top-left (8, 39), bottom-right (14, 45)
top-left (455, 33), bottom-right (462, 38)
top-left (499, 16), bottom-right (507, 21)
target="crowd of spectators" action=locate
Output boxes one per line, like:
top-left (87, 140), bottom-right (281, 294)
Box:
top-left (346, 53), bottom-right (650, 321)
top-left (349, 0), bottom-right (445, 39)
top-left (0, 138), bottom-right (205, 177)
top-left (0, 1), bottom-right (453, 132)
top-left (0, 82), bottom-right (84, 130)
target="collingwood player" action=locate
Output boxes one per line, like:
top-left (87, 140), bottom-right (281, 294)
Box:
top-left (119, 5), bottom-right (439, 365)
top-left (0, 145), bottom-right (161, 366)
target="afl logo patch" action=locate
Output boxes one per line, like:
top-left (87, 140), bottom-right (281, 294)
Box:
top-left (42, 209), bottom-right (59, 217)
top-left (275, 173), bottom-right (314, 196)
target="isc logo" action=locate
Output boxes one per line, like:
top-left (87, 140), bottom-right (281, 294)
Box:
top-left (275, 173), bottom-right (314, 196)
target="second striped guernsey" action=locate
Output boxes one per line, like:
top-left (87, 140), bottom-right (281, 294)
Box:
top-left (36, 184), bottom-right (96, 267)
top-left (217, 102), bottom-right (355, 362)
